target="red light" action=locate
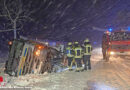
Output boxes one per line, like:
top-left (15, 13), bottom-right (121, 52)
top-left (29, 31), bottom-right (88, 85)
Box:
top-left (8, 41), bottom-right (12, 45)
top-left (106, 31), bottom-right (109, 34)
top-left (0, 76), bottom-right (3, 83)
top-left (105, 31), bottom-right (111, 35)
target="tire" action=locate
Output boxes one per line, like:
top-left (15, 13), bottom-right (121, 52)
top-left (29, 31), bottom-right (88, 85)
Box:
top-left (102, 49), bottom-right (106, 60)
top-left (105, 51), bottom-right (110, 62)
top-left (106, 55), bottom-right (109, 62)
top-left (103, 53), bottom-right (106, 60)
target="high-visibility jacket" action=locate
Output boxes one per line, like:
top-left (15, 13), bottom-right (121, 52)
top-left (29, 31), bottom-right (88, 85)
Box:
top-left (66, 47), bottom-right (74, 57)
top-left (74, 47), bottom-right (82, 58)
top-left (84, 44), bottom-right (92, 55)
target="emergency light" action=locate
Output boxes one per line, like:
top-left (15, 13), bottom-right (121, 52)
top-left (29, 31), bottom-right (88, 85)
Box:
top-left (0, 76), bottom-right (3, 82)
top-left (35, 45), bottom-right (45, 56)
top-left (37, 45), bottom-right (45, 50)
top-left (128, 26), bottom-right (130, 31)
top-left (35, 50), bottom-right (40, 56)
top-left (108, 28), bottom-right (112, 32)
top-left (105, 31), bottom-right (111, 35)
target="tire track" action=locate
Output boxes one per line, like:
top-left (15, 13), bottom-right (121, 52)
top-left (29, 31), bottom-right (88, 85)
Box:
top-left (110, 60), bottom-right (130, 89)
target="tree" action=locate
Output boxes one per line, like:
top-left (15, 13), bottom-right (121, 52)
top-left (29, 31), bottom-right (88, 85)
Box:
top-left (0, 0), bottom-right (42, 39)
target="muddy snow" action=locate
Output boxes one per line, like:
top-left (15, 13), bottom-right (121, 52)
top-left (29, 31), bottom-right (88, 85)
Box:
top-left (0, 48), bottom-right (130, 90)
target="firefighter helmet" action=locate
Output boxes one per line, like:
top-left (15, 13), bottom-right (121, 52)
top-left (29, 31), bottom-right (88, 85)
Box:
top-left (74, 42), bottom-right (79, 44)
top-left (84, 38), bottom-right (89, 42)
top-left (68, 42), bottom-right (72, 45)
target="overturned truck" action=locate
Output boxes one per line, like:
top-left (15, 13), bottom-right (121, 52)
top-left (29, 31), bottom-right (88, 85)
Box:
top-left (5, 39), bottom-right (64, 76)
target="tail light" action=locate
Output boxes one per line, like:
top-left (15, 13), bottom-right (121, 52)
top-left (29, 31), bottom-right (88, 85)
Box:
top-left (8, 41), bottom-right (12, 45)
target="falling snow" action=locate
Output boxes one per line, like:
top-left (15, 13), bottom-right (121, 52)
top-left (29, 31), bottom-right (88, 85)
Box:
top-left (0, 0), bottom-right (129, 43)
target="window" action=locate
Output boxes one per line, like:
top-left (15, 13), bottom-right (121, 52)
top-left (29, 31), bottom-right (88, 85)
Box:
top-left (110, 32), bottom-right (130, 41)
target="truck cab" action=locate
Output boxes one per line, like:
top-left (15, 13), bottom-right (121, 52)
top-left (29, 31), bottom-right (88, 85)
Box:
top-left (102, 30), bottom-right (130, 61)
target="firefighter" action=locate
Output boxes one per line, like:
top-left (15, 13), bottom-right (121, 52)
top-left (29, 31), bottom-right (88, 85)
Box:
top-left (83, 38), bottom-right (92, 70)
top-left (74, 42), bottom-right (83, 72)
top-left (65, 42), bottom-right (74, 71)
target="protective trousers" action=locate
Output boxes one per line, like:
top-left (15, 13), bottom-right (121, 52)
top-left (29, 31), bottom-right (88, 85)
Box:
top-left (75, 58), bottom-right (82, 71)
top-left (67, 57), bottom-right (73, 70)
top-left (83, 55), bottom-right (91, 70)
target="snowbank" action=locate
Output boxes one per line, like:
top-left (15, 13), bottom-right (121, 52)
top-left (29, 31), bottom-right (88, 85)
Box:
top-left (91, 48), bottom-right (103, 61)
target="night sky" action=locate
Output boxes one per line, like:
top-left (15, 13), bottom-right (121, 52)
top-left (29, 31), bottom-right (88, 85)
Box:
top-left (0, 0), bottom-right (130, 49)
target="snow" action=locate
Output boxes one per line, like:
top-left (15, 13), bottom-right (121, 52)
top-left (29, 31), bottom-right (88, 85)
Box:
top-left (0, 47), bottom-right (130, 90)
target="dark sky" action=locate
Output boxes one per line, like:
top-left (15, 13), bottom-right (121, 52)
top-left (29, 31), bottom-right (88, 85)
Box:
top-left (0, 0), bottom-right (130, 46)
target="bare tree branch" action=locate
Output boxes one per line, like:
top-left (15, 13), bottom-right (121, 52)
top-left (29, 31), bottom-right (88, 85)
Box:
top-left (0, 14), bottom-right (8, 17)
top-left (0, 27), bottom-right (22, 32)
top-left (15, 0), bottom-right (23, 21)
top-left (0, 29), bottom-right (16, 32)
top-left (0, 0), bottom-right (42, 38)
top-left (3, 0), bottom-right (13, 22)
top-left (19, 16), bottom-right (34, 22)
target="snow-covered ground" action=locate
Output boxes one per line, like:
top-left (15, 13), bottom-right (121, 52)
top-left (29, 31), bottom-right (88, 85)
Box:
top-left (0, 48), bottom-right (130, 90)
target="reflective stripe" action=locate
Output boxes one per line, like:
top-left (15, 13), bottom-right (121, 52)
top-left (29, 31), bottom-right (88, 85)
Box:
top-left (19, 69), bottom-right (22, 75)
top-left (84, 45), bottom-right (92, 55)
top-left (66, 47), bottom-right (74, 57)
top-left (18, 46), bottom-right (28, 76)
top-left (75, 47), bottom-right (82, 58)
top-left (24, 48), bottom-right (27, 57)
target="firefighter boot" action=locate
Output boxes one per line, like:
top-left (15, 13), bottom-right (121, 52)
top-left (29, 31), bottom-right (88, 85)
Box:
top-left (69, 69), bottom-right (73, 71)
top-left (80, 69), bottom-right (84, 72)
top-left (75, 68), bottom-right (80, 72)
top-left (68, 61), bottom-right (73, 71)
top-left (69, 67), bottom-right (73, 71)
top-left (75, 70), bottom-right (80, 72)
top-left (84, 66), bottom-right (87, 70)
top-left (88, 66), bottom-right (91, 70)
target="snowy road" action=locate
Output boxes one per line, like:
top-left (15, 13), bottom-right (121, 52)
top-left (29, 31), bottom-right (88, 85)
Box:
top-left (2, 48), bottom-right (130, 90)
top-left (31, 48), bottom-right (130, 90)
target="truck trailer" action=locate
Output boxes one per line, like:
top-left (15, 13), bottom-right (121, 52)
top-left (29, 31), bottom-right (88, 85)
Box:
top-left (5, 39), bottom-right (64, 76)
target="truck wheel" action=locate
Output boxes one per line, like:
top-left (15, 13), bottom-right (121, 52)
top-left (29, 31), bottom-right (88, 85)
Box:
top-left (105, 51), bottom-right (110, 62)
top-left (106, 56), bottom-right (109, 62)
top-left (102, 50), bottom-right (106, 60)
top-left (103, 53), bottom-right (105, 60)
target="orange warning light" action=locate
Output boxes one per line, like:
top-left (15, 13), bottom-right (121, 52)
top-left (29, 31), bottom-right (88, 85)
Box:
top-left (8, 41), bottom-right (12, 45)
top-left (36, 45), bottom-right (45, 50)
top-left (35, 50), bottom-right (40, 56)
